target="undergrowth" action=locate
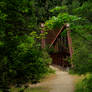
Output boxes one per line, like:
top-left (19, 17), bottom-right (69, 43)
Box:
top-left (75, 73), bottom-right (92, 92)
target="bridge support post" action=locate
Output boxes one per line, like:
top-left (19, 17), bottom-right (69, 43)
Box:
top-left (66, 24), bottom-right (73, 68)
top-left (41, 23), bottom-right (45, 48)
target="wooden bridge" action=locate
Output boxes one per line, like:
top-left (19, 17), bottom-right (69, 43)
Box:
top-left (41, 24), bottom-right (73, 67)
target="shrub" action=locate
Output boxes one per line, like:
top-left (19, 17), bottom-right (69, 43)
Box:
top-left (0, 35), bottom-right (52, 91)
top-left (75, 73), bottom-right (92, 92)
top-left (71, 25), bottom-right (92, 74)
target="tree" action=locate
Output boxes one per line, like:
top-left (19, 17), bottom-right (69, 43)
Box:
top-left (0, 0), bottom-right (53, 91)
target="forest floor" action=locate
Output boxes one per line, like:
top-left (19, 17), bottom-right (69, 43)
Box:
top-left (30, 65), bottom-right (79, 92)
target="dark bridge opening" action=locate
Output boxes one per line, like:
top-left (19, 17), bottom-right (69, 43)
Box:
top-left (49, 33), bottom-right (70, 68)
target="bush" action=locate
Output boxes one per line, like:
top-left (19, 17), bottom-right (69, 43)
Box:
top-left (75, 73), bottom-right (92, 92)
top-left (72, 46), bottom-right (92, 74)
top-left (71, 25), bottom-right (92, 74)
top-left (0, 35), bottom-right (52, 91)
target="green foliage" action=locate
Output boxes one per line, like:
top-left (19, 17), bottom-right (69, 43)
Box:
top-left (70, 1), bottom-right (92, 74)
top-left (50, 6), bottom-right (68, 13)
top-left (72, 45), bottom-right (92, 74)
top-left (0, 0), bottom-right (53, 91)
top-left (0, 35), bottom-right (52, 91)
top-left (45, 12), bottom-right (80, 30)
top-left (75, 73), bottom-right (92, 92)
top-left (74, 1), bottom-right (92, 21)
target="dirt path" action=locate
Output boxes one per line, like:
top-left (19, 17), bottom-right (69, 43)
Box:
top-left (30, 65), bottom-right (75, 92)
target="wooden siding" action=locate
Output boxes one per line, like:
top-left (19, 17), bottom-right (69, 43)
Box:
top-left (41, 24), bottom-right (73, 67)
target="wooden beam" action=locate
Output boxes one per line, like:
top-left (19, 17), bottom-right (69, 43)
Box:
top-left (41, 30), bottom-right (45, 48)
top-left (67, 30), bottom-right (73, 58)
top-left (49, 25), bottom-right (66, 48)
top-left (41, 23), bottom-right (45, 48)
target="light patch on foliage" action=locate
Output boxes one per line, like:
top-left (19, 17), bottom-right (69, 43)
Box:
top-left (50, 6), bottom-right (68, 13)
top-left (45, 13), bottom-right (80, 30)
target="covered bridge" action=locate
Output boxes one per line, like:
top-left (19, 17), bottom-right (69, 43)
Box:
top-left (41, 24), bottom-right (73, 67)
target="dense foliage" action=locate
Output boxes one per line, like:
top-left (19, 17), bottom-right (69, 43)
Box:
top-left (0, 0), bottom-right (54, 91)
top-left (71, 24), bottom-right (92, 74)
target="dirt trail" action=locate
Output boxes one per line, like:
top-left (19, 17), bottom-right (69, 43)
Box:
top-left (30, 65), bottom-right (75, 92)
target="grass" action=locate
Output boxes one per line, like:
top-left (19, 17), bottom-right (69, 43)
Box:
top-left (9, 87), bottom-right (49, 92)
top-left (0, 87), bottom-right (49, 92)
